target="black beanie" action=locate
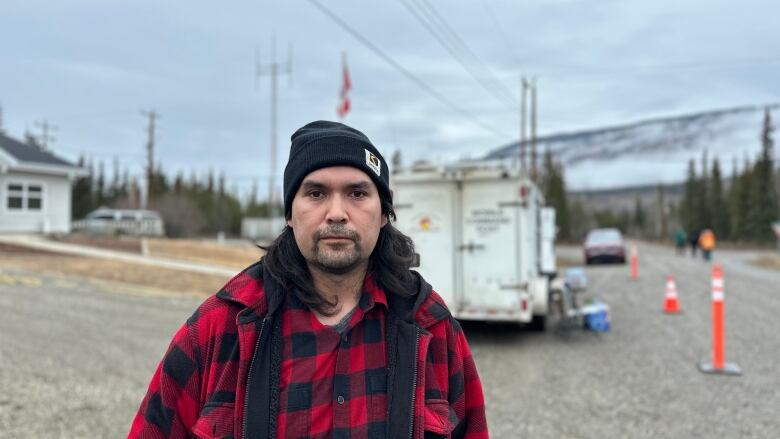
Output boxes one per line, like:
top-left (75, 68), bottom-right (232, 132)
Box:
top-left (283, 120), bottom-right (391, 216)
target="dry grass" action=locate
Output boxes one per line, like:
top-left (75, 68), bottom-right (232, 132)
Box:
top-left (52, 234), bottom-right (142, 253)
top-left (147, 239), bottom-right (263, 269)
top-left (51, 235), bottom-right (264, 270)
top-left (557, 255), bottom-right (584, 269)
top-left (0, 254), bottom-right (231, 296)
top-left (751, 255), bottom-right (780, 271)
top-left (0, 237), bottom-right (263, 296)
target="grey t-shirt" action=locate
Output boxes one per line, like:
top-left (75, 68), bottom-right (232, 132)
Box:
top-left (330, 306), bottom-right (358, 334)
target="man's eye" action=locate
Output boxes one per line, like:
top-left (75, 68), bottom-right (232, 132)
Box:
top-left (351, 191), bottom-right (367, 198)
top-left (308, 191), bottom-right (324, 199)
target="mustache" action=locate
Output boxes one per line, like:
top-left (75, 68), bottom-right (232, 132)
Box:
top-left (313, 225), bottom-right (360, 242)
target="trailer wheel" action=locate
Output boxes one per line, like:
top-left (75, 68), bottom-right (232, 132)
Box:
top-left (529, 314), bottom-right (546, 331)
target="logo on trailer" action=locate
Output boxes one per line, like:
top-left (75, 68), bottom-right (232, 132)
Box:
top-left (413, 214), bottom-right (440, 232)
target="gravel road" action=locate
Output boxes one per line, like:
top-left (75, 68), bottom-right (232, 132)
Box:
top-left (1, 243), bottom-right (778, 438)
top-left (474, 243), bottom-right (780, 438)
top-left (0, 271), bottom-right (202, 438)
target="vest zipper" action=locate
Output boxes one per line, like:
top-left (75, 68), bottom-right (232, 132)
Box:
top-left (408, 327), bottom-right (420, 439)
top-left (243, 317), bottom-right (267, 439)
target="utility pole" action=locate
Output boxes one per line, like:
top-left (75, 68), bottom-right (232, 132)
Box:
top-left (519, 77), bottom-right (528, 172)
top-left (255, 37), bottom-right (292, 219)
top-left (34, 120), bottom-right (58, 150)
top-left (141, 109), bottom-right (159, 209)
top-left (529, 78), bottom-right (538, 182)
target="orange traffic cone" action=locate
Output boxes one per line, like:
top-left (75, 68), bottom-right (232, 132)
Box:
top-left (630, 244), bottom-right (639, 281)
top-left (663, 275), bottom-right (681, 314)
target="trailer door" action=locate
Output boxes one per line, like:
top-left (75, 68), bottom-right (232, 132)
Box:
top-left (540, 207), bottom-right (557, 275)
top-left (460, 179), bottom-right (524, 313)
top-left (393, 180), bottom-right (457, 308)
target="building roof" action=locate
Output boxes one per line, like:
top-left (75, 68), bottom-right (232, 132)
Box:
top-left (0, 132), bottom-right (76, 167)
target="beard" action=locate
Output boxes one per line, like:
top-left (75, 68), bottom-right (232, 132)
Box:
top-left (309, 224), bottom-right (364, 275)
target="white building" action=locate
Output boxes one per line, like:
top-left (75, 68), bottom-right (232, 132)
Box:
top-left (0, 133), bottom-right (87, 233)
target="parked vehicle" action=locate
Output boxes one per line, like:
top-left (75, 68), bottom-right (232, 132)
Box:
top-left (583, 228), bottom-right (626, 264)
top-left (73, 207), bottom-right (165, 236)
top-left (393, 162), bottom-right (557, 330)
top-left (564, 266), bottom-right (588, 291)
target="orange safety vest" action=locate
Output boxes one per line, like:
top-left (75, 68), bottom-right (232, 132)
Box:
top-left (699, 230), bottom-right (716, 250)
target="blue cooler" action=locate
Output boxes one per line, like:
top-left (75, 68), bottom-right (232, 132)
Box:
top-left (582, 301), bottom-right (610, 332)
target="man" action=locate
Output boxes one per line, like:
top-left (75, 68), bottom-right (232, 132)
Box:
top-left (674, 228), bottom-right (687, 255)
top-left (128, 121), bottom-right (488, 438)
top-left (699, 228), bottom-right (716, 261)
top-left (688, 228), bottom-right (700, 257)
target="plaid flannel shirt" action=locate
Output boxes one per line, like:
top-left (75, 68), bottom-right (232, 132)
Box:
top-left (128, 261), bottom-right (488, 439)
top-left (277, 278), bottom-right (389, 438)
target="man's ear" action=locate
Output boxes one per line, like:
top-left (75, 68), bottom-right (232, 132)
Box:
top-left (287, 218), bottom-right (293, 228)
top-left (381, 214), bottom-right (388, 228)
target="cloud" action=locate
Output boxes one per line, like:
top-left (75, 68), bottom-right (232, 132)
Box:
top-left (1, 0), bottom-right (778, 198)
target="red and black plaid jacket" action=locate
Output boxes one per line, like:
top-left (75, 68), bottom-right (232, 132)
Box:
top-left (128, 261), bottom-right (488, 439)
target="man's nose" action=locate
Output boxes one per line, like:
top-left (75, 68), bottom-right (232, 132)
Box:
top-left (325, 194), bottom-right (348, 223)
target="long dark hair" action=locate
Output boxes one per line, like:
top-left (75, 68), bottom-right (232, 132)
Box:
top-left (261, 199), bottom-right (416, 314)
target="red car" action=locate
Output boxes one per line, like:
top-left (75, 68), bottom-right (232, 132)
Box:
top-left (584, 228), bottom-right (626, 264)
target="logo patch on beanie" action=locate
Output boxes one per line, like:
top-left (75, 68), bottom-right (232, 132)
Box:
top-left (365, 149), bottom-right (381, 177)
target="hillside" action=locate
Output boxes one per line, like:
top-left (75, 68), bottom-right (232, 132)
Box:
top-left (484, 104), bottom-right (779, 190)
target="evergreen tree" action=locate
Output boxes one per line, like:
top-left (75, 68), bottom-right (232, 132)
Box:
top-left (697, 150), bottom-right (711, 229)
top-left (149, 165), bottom-right (169, 199)
top-left (680, 159), bottom-right (698, 232)
top-left (71, 155), bottom-right (94, 219)
top-left (568, 199), bottom-right (589, 240)
top-left (541, 149), bottom-right (571, 240)
top-left (173, 172), bottom-right (184, 193)
top-left (709, 158), bottom-right (729, 239)
top-left (108, 157), bottom-right (121, 202)
top-left (633, 197), bottom-right (646, 236)
top-left (244, 179), bottom-right (269, 217)
top-left (206, 168), bottom-right (215, 195)
top-left (96, 161), bottom-right (106, 207)
top-left (656, 184), bottom-right (667, 239)
top-left (732, 158), bottom-right (753, 241)
top-left (746, 108), bottom-right (778, 242)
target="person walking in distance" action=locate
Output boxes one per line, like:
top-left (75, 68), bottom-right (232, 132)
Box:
top-left (699, 228), bottom-right (716, 261)
top-left (128, 121), bottom-right (488, 439)
top-left (688, 228), bottom-right (700, 257)
top-left (674, 228), bottom-right (687, 255)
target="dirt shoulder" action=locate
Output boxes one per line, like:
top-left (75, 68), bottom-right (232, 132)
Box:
top-left (51, 235), bottom-right (263, 270)
top-left (751, 254), bottom-right (780, 271)
top-left (0, 251), bottom-right (233, 297)
top-left (146, 238), bottom-right (263, 270)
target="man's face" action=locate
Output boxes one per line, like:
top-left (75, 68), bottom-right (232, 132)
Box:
top-left (288, 166), bottom-right (388, 275)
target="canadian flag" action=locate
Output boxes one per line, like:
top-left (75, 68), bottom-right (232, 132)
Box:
top-left (337, 52), bottom-right (351, 118)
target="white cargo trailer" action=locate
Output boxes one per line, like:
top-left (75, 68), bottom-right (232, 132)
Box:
top-left (393, 163), bottom-right (556, 329)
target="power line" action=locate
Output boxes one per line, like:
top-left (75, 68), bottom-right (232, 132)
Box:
top-left (399, 0), bottom-right (516, 110)
top-left (478, 0), bottom-right (523, 66)
top-left (416, 0), bottom-right (516, 104)
top-left (503, 58), bottom-right (780, 84)
top-left (306, 0), bottom-right (513, 140)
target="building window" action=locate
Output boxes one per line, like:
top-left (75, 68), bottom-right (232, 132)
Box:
top-left (6, 183), bottom-right (44, 211)
top-left (7, 184), bottom-right (23, 209)
top-left (27, 185), bottom-right (43, 210)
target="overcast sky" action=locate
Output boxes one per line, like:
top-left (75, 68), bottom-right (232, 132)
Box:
top-left (1, 0), bottom-right (778, 199)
